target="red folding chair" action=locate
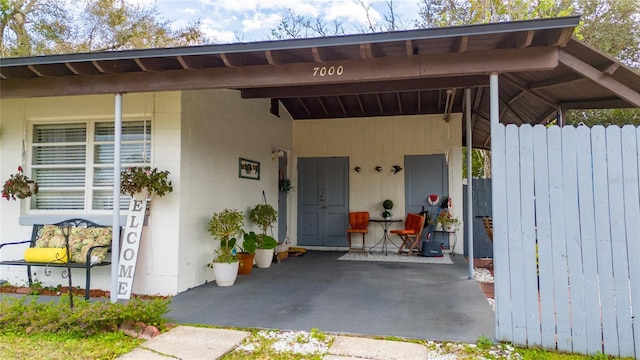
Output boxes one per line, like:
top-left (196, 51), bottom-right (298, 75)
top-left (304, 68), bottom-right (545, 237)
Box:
top-left (391, 213), bottom-right (426, 256)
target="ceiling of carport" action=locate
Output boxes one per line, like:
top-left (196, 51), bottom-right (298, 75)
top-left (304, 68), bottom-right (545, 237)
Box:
top-left (1, 16), bottom-right (639, 150)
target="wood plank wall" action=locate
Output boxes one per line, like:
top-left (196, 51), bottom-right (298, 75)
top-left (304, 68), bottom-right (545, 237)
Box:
top-left (492, 124), bottom-right (640, 358)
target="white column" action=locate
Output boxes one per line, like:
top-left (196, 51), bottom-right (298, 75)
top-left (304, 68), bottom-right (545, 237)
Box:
top-left (465, 88), bottom-right (474, 279)
top-left (111, 94), bottom-right (123, 303)
top-left (490, 74), bottom-right (499, 127)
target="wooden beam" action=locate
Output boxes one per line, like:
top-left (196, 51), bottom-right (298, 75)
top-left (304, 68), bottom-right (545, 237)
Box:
top-left (336, 95), bottom-right (347, 115)
top-left (265, 50), bottom-right (283, 65)
top-left (559, 50), bottom-right (640, 107)
top-left (560, 98), bottom-right (631, 109)
top-left (177, 56), bottom-right (206, 69)
top-left (405, 40), bottom-right (414, 56)
top-left (396, 92), bottom-right (403, 113)
top-left (134, 58), bottom-right (165, 72)
top-left (455, 36), bottom-right (469, 53)
top-left (0, 47), bottom-right (558, 99)
top-left (375, 93), bottom-right (383, 114)
top-left (359, 43), bottom-right (383, 60)
top-left (298, 98), bottom-right (311, 115)
top-left (27, 65), bottom-right (45, 77)
top-left (65, 62), bottom-right (101, 75)
top-left (220, 53), bottom-right (243, 67)
top-left (514, 31), bottom-right (534, 48)
top-left (501, 74), bottom-right (557, 108)
top-left (317, 96), bottom-right (329, 115)
top-left (356, 94), bottom-right (365, 114)
top-left (241, 76), bottom-right (488, 98)
top-left (546, 27), bottom-right (573, 47)
top-left (92, 60), bottom-right (127, 74)
top-left (311, 47), bottom-right (328, 62)
top-left (529, 73), bottom-right (584, 90)
top-left (603, 62), bottom-right (619, 75)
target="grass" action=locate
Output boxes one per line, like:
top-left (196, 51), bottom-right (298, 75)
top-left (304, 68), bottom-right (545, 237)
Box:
top-left (0, 332), bottom-right (142, 360)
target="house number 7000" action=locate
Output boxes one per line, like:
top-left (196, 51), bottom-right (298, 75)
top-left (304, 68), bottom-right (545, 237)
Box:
top-left (313, 65), bottom-right (344, 77)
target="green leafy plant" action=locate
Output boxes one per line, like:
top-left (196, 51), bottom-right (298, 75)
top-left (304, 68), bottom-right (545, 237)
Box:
top-left (208, 209), bottom-right (244, 264)
top-left (382, 199), bottom-right (393, 210)
top-left (243, 231), bottom-right (278, 251)
top-left (120, 166), bottom-right (173, 198)
top-left (2, 166), bottom-right (39, 201)
top-left (249, 204), bottom-right (278, 234)
top-left (435, 210), bottom-right (459, 226)
top-left (248, 204), bottom-right (279, 249)
top-left (240, 232), bottom-right (257, 254)
top-left (476, 335), bottom-right (493, 350)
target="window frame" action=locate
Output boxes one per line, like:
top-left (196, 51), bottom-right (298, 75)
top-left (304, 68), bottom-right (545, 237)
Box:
top-left (27, 118), bottom-right (152, 215)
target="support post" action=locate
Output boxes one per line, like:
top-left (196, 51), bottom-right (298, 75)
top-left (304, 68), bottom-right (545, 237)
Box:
top-left (111, 94), bottom-right (123, 303)
top-left (465, 88), bottom-right (474, 279)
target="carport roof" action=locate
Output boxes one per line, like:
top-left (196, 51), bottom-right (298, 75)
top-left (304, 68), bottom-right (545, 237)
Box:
top-left (1, 15), bottom-right (639, 149)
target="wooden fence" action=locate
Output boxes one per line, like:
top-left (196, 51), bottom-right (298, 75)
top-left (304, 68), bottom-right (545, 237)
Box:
top-left (492, 124), bottom-right (639, 358)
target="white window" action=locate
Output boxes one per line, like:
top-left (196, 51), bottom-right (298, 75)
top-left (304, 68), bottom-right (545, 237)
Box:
top-left (30, 120), bottom-right (151, 211)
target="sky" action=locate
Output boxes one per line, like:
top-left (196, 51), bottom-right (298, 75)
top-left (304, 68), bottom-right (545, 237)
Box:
top-left (136, 0), bottom-right (422, 43)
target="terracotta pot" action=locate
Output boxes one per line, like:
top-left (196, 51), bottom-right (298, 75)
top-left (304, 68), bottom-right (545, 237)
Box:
top-left (237, 253), bottom-right (255, 275)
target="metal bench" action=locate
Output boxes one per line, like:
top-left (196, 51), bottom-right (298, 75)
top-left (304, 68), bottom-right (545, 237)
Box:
top-left (0, 218), bottom-right (113, 300)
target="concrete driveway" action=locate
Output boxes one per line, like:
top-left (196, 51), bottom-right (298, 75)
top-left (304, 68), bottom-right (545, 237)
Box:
top-left (168, 251), bottom-right (495, 343)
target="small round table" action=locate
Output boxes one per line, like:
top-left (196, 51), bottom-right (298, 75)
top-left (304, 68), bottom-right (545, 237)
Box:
top-left (369, 218), bottom-right (402, 255)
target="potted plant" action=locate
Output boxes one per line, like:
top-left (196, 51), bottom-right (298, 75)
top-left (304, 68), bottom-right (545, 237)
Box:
top-left (238, 232), bottom-right (257, 275)
top-left (382, 199), bottom-right (393, 219)
top-left (2, 166), bottom-right (38, 201)
top-left (120, 166), bottom-right (173, 200)
top-left (207, 209), bottom-right (243, 286)
top-left (248, 204), bottom-right (279, 268)
top-left (435, 210), bottom-right (459, 232)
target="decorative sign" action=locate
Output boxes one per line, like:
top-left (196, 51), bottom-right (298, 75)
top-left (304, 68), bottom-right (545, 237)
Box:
top-left (117, 197), bottom-right (147, 300)
top-left (239, 158), bottom-right (260, 180)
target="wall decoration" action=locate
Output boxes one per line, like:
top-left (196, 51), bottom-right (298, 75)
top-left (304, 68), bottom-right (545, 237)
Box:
top-left (239, 158), bottom-right (260, 180)
top-left (375, 166), bottom-right (382, 173)
top-left (391, 165), bottom-right (403, 174)
top-left (354, 166), bottom-right (361, 173)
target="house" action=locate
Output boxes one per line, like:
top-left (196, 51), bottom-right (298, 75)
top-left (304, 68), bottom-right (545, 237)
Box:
top-left (2, 16), bottom-right (639, 298)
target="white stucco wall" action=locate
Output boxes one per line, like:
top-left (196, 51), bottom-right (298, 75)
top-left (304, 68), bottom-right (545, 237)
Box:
top-left (0, 90), bottom-right (294, 295)
top-left (293, 114), bottom-right (464, 254)
top-left (176, 89), bottom-right (294, 293)
top-left (0, 93), bottom-right (182, 294)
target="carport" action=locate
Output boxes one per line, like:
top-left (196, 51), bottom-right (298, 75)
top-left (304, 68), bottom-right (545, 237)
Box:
top-left (3, 15), bottom-right (640, 348)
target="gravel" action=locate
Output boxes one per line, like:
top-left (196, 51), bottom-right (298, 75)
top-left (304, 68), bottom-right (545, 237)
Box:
top-left (474, 267), bottom-right (494, 283)
top-left (234, 329), bottom-right (524, 359)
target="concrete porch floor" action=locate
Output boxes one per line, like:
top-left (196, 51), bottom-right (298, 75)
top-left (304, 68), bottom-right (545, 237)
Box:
top-left (168, 251), bottom-right (495, 343)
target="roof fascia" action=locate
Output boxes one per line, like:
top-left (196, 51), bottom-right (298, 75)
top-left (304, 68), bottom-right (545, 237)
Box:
top-left (0, 16), bottom-right (580, 67)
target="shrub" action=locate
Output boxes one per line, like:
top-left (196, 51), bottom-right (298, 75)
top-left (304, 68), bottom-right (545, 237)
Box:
top-left (0, 296), bottom-right (170, 336)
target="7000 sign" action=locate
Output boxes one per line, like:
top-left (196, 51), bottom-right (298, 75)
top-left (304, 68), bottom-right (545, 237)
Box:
top-left (313, 65), bottom-right (344, 77)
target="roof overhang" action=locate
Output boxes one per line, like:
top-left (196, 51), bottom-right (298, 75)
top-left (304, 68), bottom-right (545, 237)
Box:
top-left (2, 16), bottom-right (639, 149)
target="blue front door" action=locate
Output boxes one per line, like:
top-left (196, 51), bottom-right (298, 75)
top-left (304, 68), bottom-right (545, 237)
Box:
top-left (297, 157), bottom-right (349, 247)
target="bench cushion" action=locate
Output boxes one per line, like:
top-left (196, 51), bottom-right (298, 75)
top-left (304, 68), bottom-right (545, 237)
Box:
top-left (24, 248), bottom-right (68, 263)
top-left (35, 225), bottom-right (112, 264)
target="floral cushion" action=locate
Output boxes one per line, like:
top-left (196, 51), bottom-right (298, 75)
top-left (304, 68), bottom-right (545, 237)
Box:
top-left (35, 225), bottom-right (112, 264)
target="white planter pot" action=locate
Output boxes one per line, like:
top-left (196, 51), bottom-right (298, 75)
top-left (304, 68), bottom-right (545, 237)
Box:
top-left (212, 261), bottom-right (239, 286)
top-left (435, 222), bottom-right (443, 231)
top-left (445, 224), bottom-right (456, 232)
top-left (255, 248), bottom-right (274, 268)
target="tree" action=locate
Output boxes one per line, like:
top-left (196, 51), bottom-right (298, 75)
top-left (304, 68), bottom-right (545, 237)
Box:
top-left (1, 0), bottom-right (205, 57)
